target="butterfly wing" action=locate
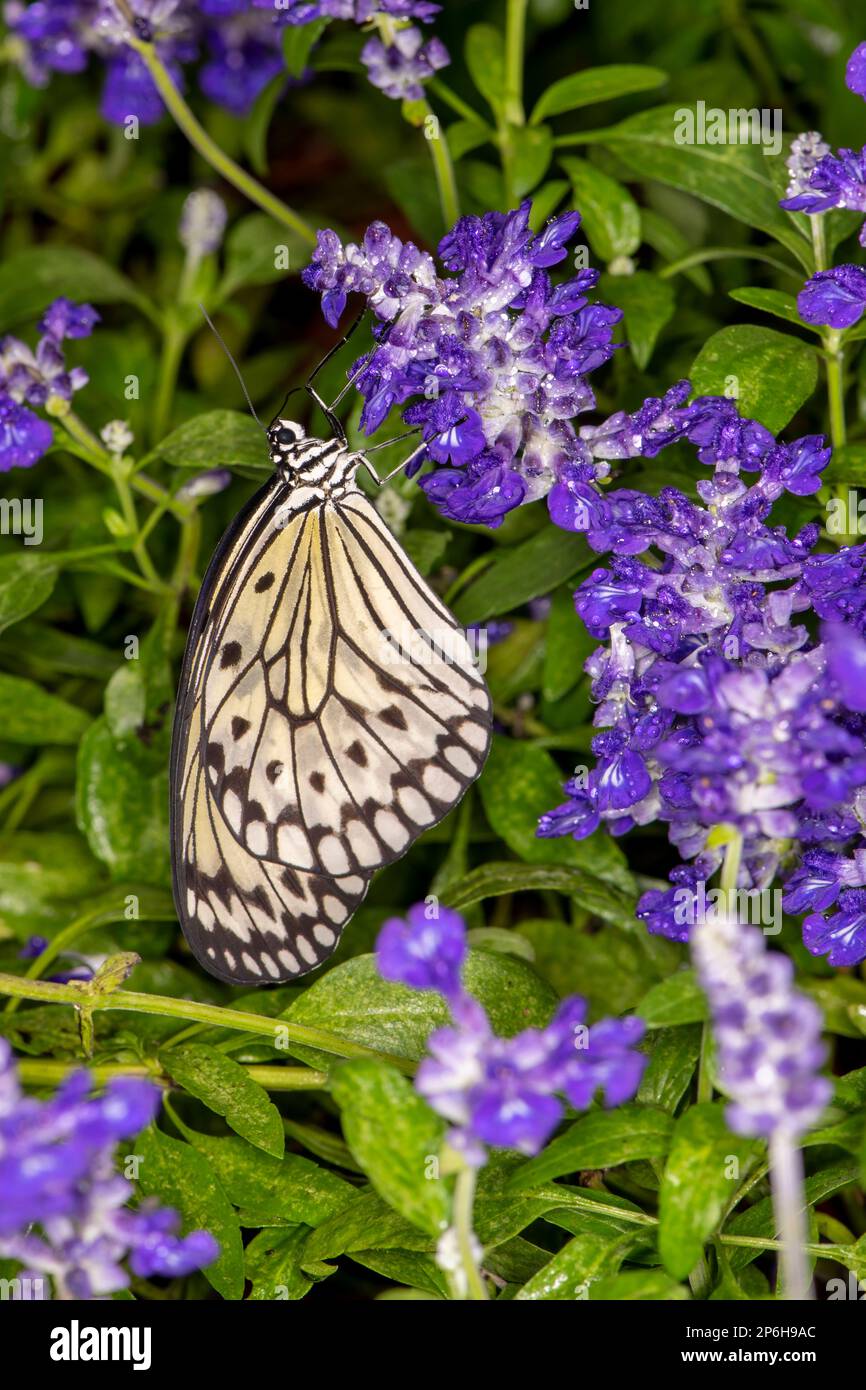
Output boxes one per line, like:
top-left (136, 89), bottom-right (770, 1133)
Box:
top-left (171, 478), bottom-right (369, 985)
top-left (202, 487), bottom-right (492, 877)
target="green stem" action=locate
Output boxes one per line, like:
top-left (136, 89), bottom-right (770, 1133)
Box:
top-left (122, 26), bottom-right (314, 245)
top-left (453, 1164), bottom-right (488, 1301)
top-left (0, 970), bottom-right (414, 1073)
top-left (720, 830), bottom-right (743, 904)
top-left (658, 248), bottom-right (801, 284)
top-left (426, 78), bottom-right (494, 134)
top-left (812, 218), bottom-right (848, 458)
top-left (153, 314), bottom-right (189, 445)
top-left (16, 1058), bottom-right (327, 1091)
top-left (504, 0), bottom-right (528, 126)
top-left (422, 101), bottom-right (460, 229)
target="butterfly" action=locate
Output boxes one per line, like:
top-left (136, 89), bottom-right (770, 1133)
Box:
top-left (170, 346), bottom-right (493, 986)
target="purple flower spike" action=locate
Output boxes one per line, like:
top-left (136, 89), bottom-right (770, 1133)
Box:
top-left (0, 1041), bottom-right (218, 1297)
top-left (693, 912), bottom-right (830, 1139)
top-left (797, 265), bottom-right (866, 328)
top-left (303, 202), bottom-right (621, 524)
top-left (376, 906), bottom-right (645, 1165)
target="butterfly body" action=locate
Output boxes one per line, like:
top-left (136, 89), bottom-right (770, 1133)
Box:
top-left (171, 418), bottom-right (493, 985)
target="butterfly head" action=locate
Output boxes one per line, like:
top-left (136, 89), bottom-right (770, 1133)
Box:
top-left (268, 418), bottom-right (306, 467)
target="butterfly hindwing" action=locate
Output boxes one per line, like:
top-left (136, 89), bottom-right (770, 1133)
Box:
top-left (170, 479), bottom-right (369, 985)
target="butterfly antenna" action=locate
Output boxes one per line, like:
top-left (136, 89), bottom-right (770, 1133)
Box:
top-left (198, 304), bottom-right (266, 434)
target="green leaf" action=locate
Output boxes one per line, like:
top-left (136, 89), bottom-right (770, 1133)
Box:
top-left (159, 1045), bottom-right (284, 1158)
top-left (0, 248), bottom-right (149, 332)
top-left (517, 917), bottom-right (680, 1019)
top-left (514, 1229), bottom-right (631, 1300)
top-left (282, 18), bottom-right (329, 77)
top-left (637, 1025), bottom-right (703, 1112)
top-left (658, 1103), bottom-right (761, 1279)
top-left (150, 409), bottom-right (267, 472)
top-left (478, 737), bottom-right (634, 894)
top-left (561, 157), bottom-right (641, 261)
top-left (452, 526), bottom-right (592, 624)
top-left (352, 1248), bottom-right (448, 1298)
top-left (726, 1159), bottom-right (859, 1271)
top-left (331, 1061), bottom-right (449, 1235)
top-left (640, 207), bottom-right (712, 293)
top-left (245, 1226), bottom-right (330, 1300)
top-left (728, 286), bottom-right (812, 331)
top-left (601, 269), bottom-right (675, 368)
top-left (531, 65), bottom-right (667, 124)
top-left (510, 1106), bottom-right (674, 1189)
top-left (0, 556), bottom-right (57, 636)
top-left (75, 717), bottom-right (170, 885)
top-left (219, 213), bottom-right (308, 299)
top-left (0, 674), bottom-right (89, 744)
top-left (303, 1190), bottom-right (434, 1263)
top-left (186, 1131), bottom-right (356, 1228)
top-left (589, 1269), bottom-right (689, 1300)
top-left (597, 105), bottom-right (811, 267)
top-left (638, 970), bottom-right (708, 1028)
top-left (285, 950), bottom-right (557, 1068)
top-left (400, 528), bottom-right (446, 577)
top-left (690, 325), bottom-right (818, 433)
top-left (464, 24), bottom-right (506, 116)
top-left (136, 1126), bottom-right (243, 1299)
top-left (442, 861), bottom-right (638, 931)
top-left (543, 586), bottom-right (594, 703)
top-left (508, 124), bottom-right (553, 197)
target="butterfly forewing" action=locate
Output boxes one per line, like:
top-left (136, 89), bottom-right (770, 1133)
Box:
top-left (171, 429), bottom-right (493, 984)
top-left (202, 490), bottom-right (491, 877)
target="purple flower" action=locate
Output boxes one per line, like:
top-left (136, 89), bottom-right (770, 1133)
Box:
top-left (797, 265), bottom-right (866, 328)
top-left (784, 131), bottom-right (831, 199)
top-left (361, 26), bottom-right (449, 101)
top-left (1, 298), bottom-right (98, 411)
top-left (39, 297), bottom-right (100, 341)
top-left (0, 397), bottom-right (52, 470)
top-left (376, 902), bottom-right (467, 1002)
top-left (303, 203), bottom-right (621, 525)
top-left (845, 42), bottom-right (866, 100)
top-left (803, 891), bottom-right (866, 967)
top-left (377, 906), bottom-right (646, 1164)
top-left (822, 620), bottom-right (866, 712)
top-left (692, 911), bottom-right (830, 1139)
top-left (199, 17), bottom-right (284, 115)
top-left (0, 1041), bottom-right (218, 1296)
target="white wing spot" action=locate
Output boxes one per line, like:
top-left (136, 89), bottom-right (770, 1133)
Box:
top-left (375, 809), bottom-right (410, 850)
top-left (445, 745), bottom-right (476, 776)
top-left (318, 834), bottom-right (350, 875)
top-left (422, 766), bottom-right (460, 801)
top-left (313, 924), bottom-right (336, 946)
top-left (241, 952), bottom-right (262, 976)
top-left (297, 936), bottom-right (317, 965)
top-left (246, 822), bottom-right (269, 855)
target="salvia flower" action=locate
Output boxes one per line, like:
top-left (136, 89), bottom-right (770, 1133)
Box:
top-left (376, 904), bottom-right (646, 1164)
top-left (361, 26), bottom-right (449, 101)
top-left (0, 1040), bottom-right (219, 1297)
top-left (537, 385), bottom-right (866, 969)
top-left (784, 131), bottom-right (831, 198)
top-left (781, 145), bottom-right (866, 248)
top-left (303, 203), bottom-right (622, 525)
top-left (797, 265), bottom-right (866, 328)
top-left (845, 41), bottom-right (866, 100)
top-left (692, 911), bottom-right (830, 1139)
top-left (179, 188), bottom-right (228, 259)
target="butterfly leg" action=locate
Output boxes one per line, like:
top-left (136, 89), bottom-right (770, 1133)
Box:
top-left (360, 437), bottom-right (428, 487)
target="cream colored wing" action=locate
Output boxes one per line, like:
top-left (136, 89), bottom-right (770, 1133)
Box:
top-left (201, 488), bottom-right (492, 877)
